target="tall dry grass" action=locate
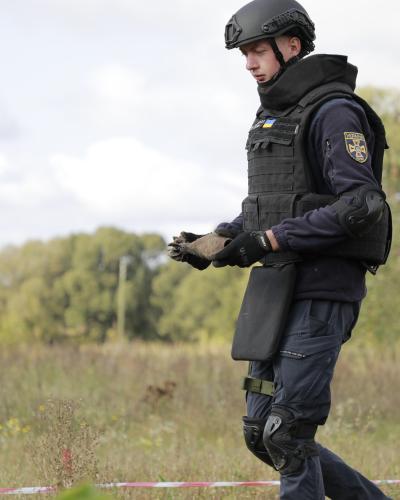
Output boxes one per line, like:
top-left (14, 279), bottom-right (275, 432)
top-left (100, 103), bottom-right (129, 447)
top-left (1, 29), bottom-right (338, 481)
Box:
top-left (0, 338), bottom-right (398, 499)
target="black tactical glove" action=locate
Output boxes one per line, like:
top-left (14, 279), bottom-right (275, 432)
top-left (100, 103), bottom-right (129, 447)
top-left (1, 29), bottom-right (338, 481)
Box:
top-left (214, 223), bottom-right (243, 239)
top-left (167, 232), bottom-right (211, 270)
top-left (212, 231), bottom-right (272, 268)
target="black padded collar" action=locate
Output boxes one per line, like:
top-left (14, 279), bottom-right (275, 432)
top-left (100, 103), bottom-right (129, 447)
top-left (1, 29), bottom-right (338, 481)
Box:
top-left (258, 54), bottom-right (358, 113)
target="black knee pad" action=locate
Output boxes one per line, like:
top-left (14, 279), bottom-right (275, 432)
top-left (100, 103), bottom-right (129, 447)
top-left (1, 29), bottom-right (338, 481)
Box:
top-left (263, 407), bottom-right (318, 475)
top-left (242, 416), bottom-right (274, 468)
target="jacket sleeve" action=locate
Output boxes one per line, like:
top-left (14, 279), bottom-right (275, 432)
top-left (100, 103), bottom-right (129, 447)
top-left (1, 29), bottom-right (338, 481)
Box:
top-left (215, 213), bottom-right (243, 236)
top-left (271, 98), bottom-right (380, 253)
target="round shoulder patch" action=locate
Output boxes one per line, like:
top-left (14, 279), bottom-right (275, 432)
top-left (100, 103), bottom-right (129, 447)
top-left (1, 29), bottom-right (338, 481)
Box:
top-left (344, 132), bottom-right (369, 164)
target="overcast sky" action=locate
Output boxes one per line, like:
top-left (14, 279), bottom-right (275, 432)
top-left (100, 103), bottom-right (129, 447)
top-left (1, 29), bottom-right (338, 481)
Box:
top-left (0, 0), bottom-right (399, 246)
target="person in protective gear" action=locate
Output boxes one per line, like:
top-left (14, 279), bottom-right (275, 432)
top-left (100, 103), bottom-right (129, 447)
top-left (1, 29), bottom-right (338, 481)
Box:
top-left (168, 0), bottom-right (392, 498)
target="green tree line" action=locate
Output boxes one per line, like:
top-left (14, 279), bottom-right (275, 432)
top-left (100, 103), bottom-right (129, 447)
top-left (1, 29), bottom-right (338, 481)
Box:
top-left (0, 227), bottom-right (166, 343)
top-left (0, 88), bottom-right (398, 345)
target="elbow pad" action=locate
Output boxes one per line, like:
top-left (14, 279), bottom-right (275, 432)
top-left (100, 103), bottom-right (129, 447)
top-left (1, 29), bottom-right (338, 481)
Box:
top-left (331, 185), bottom-right (386, 237)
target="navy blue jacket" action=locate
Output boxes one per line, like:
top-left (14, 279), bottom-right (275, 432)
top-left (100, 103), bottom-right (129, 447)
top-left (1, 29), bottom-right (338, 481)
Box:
top-left (217, 97), bottom-right (378, 301)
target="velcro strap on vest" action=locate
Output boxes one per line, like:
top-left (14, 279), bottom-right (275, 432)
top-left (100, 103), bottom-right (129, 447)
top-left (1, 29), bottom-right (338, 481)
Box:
top-left (242, 376), bottom-right (274, 396)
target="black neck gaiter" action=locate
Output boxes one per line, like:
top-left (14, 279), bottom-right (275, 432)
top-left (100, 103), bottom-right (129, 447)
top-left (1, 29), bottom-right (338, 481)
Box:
top-left (257, 54), bottom-right (358, 114)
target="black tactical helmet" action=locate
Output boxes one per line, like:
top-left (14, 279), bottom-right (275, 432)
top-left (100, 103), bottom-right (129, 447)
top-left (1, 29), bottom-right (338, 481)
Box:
top-left (225, 0), bottom-right (315, 58)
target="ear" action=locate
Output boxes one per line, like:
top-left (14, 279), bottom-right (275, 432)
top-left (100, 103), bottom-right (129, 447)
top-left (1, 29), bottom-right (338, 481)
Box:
top-left (289, 36), bottom-right (301, 57)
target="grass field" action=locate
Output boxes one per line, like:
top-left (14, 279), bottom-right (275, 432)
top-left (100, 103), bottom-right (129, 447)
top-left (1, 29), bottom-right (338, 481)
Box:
top-left (0, 338), bottom-right (398, 499)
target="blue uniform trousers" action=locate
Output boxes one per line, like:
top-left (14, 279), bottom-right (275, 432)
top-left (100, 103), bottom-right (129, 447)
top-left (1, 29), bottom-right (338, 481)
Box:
top-left (246, 299), bottom-right (391, 500)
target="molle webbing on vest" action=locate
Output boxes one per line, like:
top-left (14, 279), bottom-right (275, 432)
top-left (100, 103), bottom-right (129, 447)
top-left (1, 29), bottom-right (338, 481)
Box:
top-left (243, 82), bottom-right (390, 267)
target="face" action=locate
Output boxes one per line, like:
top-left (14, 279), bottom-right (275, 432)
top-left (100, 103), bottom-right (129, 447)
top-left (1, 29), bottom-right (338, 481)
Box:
top-left (240, 36), bottom-right (301, 84)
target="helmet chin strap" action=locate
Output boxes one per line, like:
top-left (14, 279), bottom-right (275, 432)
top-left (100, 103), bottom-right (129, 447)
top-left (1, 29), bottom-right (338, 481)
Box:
top-left (269, 38), bottom-right (286, 67)
top-left (260, 38), bottom-right (300, 87)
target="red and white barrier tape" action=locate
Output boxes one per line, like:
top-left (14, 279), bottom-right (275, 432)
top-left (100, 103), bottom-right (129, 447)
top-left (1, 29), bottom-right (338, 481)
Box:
top-left (0, 480), bottom-right (399, 495)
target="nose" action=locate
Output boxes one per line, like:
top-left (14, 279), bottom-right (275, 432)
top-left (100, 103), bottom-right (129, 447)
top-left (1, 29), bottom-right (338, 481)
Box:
top-left (246, 53), bottom-right (259, 72)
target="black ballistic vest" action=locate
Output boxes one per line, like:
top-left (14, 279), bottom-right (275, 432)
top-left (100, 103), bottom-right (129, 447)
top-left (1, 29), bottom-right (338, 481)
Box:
top-left (243, 55), bottom-right (391, 268)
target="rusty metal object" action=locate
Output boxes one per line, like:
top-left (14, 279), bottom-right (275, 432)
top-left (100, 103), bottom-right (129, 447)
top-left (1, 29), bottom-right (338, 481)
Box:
top-left (168, 232), bottom-right (231, 261)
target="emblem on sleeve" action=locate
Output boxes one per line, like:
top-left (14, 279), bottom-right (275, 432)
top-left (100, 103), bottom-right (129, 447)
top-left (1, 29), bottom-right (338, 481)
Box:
top-left (344, 132), bottom-right (368, 163)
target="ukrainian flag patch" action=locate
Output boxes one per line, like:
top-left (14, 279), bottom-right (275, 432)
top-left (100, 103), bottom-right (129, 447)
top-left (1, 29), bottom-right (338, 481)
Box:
top-left (263, 118), bottom-right (276, 129)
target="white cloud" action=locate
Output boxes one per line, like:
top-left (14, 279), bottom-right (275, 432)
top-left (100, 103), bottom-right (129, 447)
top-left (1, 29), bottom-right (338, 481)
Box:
top-left (0, 154), bottom-right (9, 175)
top-left (1, 182), bottom-right (47, 204)
top-left (50, 137), bottom-right (244, 224)
top-left (90, 64), bottom-right (146, 104)
top-left (0, 154), bottom-right (56, 207)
